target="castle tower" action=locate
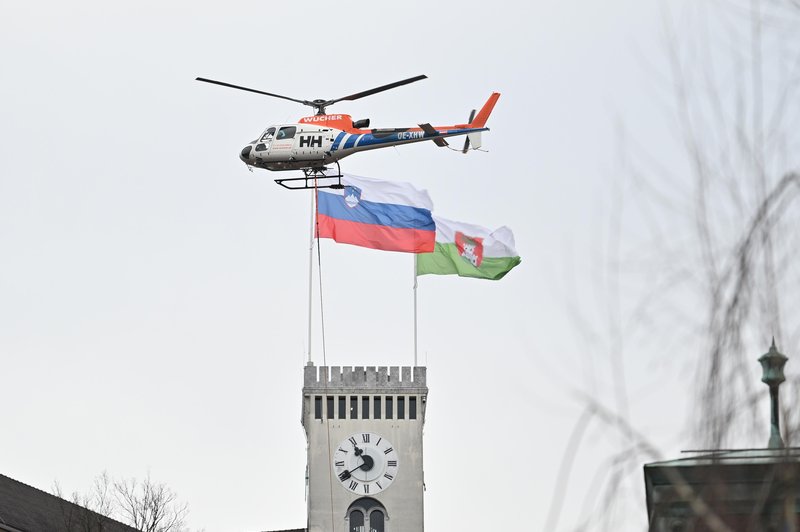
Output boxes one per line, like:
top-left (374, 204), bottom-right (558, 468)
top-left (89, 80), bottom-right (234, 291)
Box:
top-left (302, 364), bottom-right (428, 532)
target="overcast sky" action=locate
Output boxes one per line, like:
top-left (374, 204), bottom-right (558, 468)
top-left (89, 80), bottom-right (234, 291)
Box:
top-left (4, 1), bottom-right (795, 530)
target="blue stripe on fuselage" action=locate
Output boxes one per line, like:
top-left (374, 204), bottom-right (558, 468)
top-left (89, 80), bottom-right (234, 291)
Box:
top-left (343, 134), bottom-right (362, 150)
top-left (353, 128), bottom-right (484, 148)
top-left (331, 132), bottom-right (346, 151)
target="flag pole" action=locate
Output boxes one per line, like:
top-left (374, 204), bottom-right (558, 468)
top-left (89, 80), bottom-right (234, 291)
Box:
top-left (307, 190), bottom-right (315, 365)
top-left (413, 254), bottom-right (418, 367)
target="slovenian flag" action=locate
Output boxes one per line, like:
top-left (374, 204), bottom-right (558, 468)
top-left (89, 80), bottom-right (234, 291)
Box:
top-left (416, 216), bottom-right (521, 280)
top-left (316, 174), bottom-right (436, 253)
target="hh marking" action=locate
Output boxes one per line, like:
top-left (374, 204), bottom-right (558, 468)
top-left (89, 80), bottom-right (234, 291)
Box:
top-left (299, 136), bottom-right (323, 148)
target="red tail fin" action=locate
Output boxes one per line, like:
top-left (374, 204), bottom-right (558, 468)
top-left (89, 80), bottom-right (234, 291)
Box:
top-left (470, 93), bottom-right (501, 128)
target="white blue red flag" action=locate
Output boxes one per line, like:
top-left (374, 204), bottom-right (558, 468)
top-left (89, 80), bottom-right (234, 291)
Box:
top-left (316, 174), bottom-right (435, 253)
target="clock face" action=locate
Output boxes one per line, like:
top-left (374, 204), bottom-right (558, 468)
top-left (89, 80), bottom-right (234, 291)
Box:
top-left (333, 432), bottom-right (399, 495)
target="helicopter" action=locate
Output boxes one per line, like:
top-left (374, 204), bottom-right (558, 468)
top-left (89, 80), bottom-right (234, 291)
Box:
top-left (196, 75), bottom-right (500, 189)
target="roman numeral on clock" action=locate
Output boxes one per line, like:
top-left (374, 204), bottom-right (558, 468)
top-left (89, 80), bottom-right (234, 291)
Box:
top-left (362, 433), bottom-right (370, 443)
top-left (387, 460), bottom-right (397, 467)
top-left (384, 473), bottom-right (394, 480)
top-left (349, 480), bottom-right (358, 491)
top-left (335, 461), bottom-right (344, 467)
top-left (363, 484), bottom-right (370, 494)
top-left (383, 447), bottom-right (393, 455)
top-left (348, 437), bottom-right (357, 446)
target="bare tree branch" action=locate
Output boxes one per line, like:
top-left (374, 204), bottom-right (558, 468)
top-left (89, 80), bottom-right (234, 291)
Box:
top-left (114, 475), bottom-right (188, 532)
top-left (54, 473), bottom-right (190, 532)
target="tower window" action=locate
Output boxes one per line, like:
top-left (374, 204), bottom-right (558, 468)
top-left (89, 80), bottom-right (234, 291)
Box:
top-left (362, 396), bottom-right (370, 419)
top-left (327, 396), bottom-right (334, 419)
top-left (338, 396), bottom-right (346, 419)
top-left (347, 498), bottom-right (387, 532)
top-left (350, 396), bottom-right (358, 419)
top-left (314, 396), bottom-right (322, 419)
top-left (409, 396), bottom-right (417, 419)
top-left (349, 509), bottom-right (364, 532)
top-left (397, 396), bottom-right (405, 419)
top-left (385, 396), bottom-right (393, 419)
top-left (369, 510), bottom-right (385, 532)
top-left (374, 396), bottom-right (381, 420)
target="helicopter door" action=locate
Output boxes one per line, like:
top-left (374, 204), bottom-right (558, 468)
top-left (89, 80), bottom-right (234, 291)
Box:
top-left (269, 126), bottom-right (297, 161)
top-left (253, 127), bottom-right (276, 161)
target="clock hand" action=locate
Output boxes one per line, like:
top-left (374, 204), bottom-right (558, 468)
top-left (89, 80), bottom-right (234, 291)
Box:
top-left (338, 460), bottom-right (367, 482)
top-left (349, 462), bottom-right (367, 474)
top-left (339, 452), bottom-right (376, 480)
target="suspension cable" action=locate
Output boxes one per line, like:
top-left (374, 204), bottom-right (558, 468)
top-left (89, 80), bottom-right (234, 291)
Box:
top-left (312, 175), bottom-right (336, 529)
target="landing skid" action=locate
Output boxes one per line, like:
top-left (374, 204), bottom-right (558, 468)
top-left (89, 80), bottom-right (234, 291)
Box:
top-left (274, 162), bottom-right (344, 190)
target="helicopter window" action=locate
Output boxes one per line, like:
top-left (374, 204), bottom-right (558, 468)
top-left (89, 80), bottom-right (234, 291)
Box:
top-left (277, 126), bottom-right (296, 140)
top-left (255, 143), bottom-right (267, 152)
top-left (260, 127), bottom-right (275, 142)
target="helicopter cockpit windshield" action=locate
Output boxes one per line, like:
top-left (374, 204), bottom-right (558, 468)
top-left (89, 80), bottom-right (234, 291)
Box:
top-left (260, 127), bottom-right (276, 142)
top-left (255, 127), bottom-right (276, 151)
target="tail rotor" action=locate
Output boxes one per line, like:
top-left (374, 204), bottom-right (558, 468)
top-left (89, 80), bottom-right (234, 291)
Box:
top-left (462, 109), bottom-right (477, 153)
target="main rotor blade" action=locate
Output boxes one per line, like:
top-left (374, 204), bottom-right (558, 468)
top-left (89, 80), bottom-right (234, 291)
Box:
top-left (324, 75), bottom-right (428, 107)
top-left (196, 77), bottom-right (311, 106)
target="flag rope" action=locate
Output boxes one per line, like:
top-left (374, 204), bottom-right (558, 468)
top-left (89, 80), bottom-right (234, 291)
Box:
top-left (313, 178), bottom-right (328, 363)
top-left (306, 192), bottom-right (314, 364)
top-left (413, 254), bottom-right (418, 367)
top-left (313, 177), bottom-right (337, 529)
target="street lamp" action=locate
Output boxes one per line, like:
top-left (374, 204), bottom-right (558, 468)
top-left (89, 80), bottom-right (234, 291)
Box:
top-left (758, 339), bottom-right (788, 449)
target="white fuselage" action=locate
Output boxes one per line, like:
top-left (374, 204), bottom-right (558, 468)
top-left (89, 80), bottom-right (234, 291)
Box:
top-left (239, 118), bottom-right (488, 172)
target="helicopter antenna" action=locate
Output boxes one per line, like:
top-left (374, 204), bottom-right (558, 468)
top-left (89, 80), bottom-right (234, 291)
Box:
top-left (196, 75), bottom-right (428, 115)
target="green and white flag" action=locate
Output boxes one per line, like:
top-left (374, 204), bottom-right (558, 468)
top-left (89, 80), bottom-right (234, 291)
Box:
top-left (416, 216), bottom-right (521, 280)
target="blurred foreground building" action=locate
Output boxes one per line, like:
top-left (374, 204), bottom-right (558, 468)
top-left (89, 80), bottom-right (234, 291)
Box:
top-left (0, 473), bottom-right (138, 532)
top-left (645, 449), bottom-right (800, 531)
top-left (644, 342), bottom-right (800, 531)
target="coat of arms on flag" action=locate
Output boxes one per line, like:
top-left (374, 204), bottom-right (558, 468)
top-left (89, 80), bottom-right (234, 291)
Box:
top-left (416, 216), bottom-right (520, 280)
top-left (455, 232), bottom-right (483, 267)
top-left (343, 185), bottom-right (361, 208)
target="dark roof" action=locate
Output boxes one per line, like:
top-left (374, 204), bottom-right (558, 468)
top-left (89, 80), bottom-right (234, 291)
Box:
top-left (645, 447), bottom-right (800, 469)
top-left (0, 474), bottom-right (139, 532)
top-left (644, 448), bottom-right (800, 530)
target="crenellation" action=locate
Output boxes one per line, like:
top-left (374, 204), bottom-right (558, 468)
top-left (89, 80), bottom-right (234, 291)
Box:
top-left (303, 364), bottom-right (428, 393)
top-left (366, 367), bottom-right (377, 387)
